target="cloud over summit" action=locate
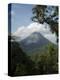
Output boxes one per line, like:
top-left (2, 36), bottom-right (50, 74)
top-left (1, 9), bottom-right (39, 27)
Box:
top-left (13, 22), bottom-right (57, 44)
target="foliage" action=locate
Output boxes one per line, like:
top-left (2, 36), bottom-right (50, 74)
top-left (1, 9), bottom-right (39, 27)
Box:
top-left (9, 36), bottom-right (36, 76)
top-left (9, 35), bottom-right (58, 76)
top-left (32, 5), bottom-right (58, 42)
top-left (31, 44), bottom-right (58, 74)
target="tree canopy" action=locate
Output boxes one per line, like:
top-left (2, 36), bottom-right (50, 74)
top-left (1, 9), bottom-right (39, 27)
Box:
top-left (32, 5), bottom-right (58, 42)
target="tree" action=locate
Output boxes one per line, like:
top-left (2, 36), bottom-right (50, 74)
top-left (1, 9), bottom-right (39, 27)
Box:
top-left (8, 35), bottom-right (36, 76)
top-left (37, 44), bottom-right (58, 74)
top-left (32, 5), bottom-right (58, 42)
top-left (31, 44), bottom-right (58, 74)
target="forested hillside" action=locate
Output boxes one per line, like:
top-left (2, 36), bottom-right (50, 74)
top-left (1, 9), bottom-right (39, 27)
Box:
top-left (8, 35), bottom-right (58, 76)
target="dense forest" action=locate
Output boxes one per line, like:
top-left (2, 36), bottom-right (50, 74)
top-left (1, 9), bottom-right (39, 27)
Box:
top-left (8, 5), bottom-right (58, 76)
top-left (8, 35), bottom-right (58, 76)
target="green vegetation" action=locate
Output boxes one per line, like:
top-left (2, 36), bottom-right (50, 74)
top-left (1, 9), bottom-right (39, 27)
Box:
top-left (30, 44), bottom-right (58, 74)
top-left (8, 5), bottom-right (58, 76)
top-left (10, 41), bottom-right (36, 76)
top-left (9, 35), bottom-right (58, 76)
top-left (32, 5), bottom-right (58, 42)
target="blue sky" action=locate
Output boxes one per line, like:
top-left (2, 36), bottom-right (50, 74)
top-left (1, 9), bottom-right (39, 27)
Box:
top-left (10, 3), bottom-right (33, 33)
top-left (8, 3), bottom-right (57, 44)
top-left (8, 4), bottom-right (58, 33)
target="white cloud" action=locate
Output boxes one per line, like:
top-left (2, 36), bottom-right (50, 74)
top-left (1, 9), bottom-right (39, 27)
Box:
top-left (13, 22), bottom-right (57, 44)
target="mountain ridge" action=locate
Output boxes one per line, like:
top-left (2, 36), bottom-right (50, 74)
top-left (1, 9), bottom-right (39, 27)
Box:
top-left (19, 32), bottom-right (56, 54)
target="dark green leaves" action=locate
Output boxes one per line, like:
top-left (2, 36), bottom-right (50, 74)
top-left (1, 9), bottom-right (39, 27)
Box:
top-left (32, 5), bottom-right (59, 42)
